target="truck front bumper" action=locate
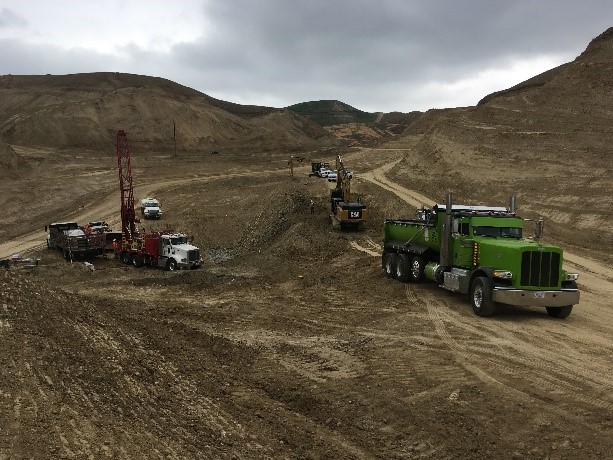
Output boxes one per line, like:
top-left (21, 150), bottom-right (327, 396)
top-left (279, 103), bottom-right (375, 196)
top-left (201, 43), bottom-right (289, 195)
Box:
top-left (493, 288), bottom-right (579, 307)
top-left (177, 260), bottom-right (202, 269)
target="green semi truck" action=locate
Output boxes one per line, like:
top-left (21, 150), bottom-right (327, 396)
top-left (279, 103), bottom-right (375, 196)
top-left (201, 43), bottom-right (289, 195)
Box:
top-left (382, 194), bottom-right (580, 318)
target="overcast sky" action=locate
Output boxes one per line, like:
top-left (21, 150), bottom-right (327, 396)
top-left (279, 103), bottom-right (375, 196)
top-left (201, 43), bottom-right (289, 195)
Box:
top-left (0, 1), bottom-right (611, 113)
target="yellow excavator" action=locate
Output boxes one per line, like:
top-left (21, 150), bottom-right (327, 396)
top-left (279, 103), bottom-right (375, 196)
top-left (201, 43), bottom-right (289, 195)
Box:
top-left (288, 155), bottom-right (330, 177)
top-left (330, 155), bottom-right (368, 230)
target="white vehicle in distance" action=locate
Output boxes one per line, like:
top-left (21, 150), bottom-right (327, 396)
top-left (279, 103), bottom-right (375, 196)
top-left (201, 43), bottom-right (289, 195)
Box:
top-left (327, 172), bottom-right (338, 182)
top-left (140, 197), bottom-right (162, 219)
top-left (319, 168), bottom-right (333, 178)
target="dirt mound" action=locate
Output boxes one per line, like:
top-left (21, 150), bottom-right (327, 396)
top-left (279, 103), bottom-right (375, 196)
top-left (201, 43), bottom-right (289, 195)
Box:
top-left (0, 140), bottom-right (30, 178)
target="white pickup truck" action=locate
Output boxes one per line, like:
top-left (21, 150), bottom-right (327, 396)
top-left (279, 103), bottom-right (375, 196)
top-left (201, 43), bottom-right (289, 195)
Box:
top-left (140, 197), bottom-right (162, 219)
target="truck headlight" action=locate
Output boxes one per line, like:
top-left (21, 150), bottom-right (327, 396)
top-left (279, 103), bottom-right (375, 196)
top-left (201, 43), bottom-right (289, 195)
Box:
top-left (493, 270), bottom-right (513, 280)
top-left (565, 273), bottom-right (579, 281)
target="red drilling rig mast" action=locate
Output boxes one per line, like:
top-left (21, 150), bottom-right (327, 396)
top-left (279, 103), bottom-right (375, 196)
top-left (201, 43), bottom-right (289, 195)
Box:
top-left (113, 129), bottom-right (203, 270)
top-left (116, 130), bottom-right (138, 239)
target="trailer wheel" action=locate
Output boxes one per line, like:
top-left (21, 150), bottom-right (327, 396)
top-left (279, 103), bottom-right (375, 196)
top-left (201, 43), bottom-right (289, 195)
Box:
top-left (410, 256), bottom-right (425, 282)
top-left (120, 252), bottom-right (131, 265)
top-left (167, 259), bottom-right (177, 271)
top-left (132, 254), bottom-right (143, 268)
top-left (384, 253), bottom-right (398, 279)
top-left (396, 254), bottom-right (411, 282)
top-left (546, 305), bottom-right (573, 319)
top-left (470, 276), bottom-right (497, 317)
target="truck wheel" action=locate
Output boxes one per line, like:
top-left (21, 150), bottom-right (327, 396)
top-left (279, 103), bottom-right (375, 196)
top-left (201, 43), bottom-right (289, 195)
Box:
top-left (167, 259), bottom-right (177, 271)
top-left (384, 253), bottom-right (398, 279)
top-left (470, 276), bottom-right (497, 317)
top-left (410, 256), bottom-right (425, 282)
top-left (396, 254), bottom-right (411, 282)
top-left (120, 252), bottom-right (131, 265)
top-left (132, 254), bottom-right (143, 268)
top-left (546, 305), bottom-right (573, 319)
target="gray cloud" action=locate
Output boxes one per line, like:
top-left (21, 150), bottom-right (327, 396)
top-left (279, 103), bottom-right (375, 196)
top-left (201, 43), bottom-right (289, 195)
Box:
top-left (0, 7), bottom-right (27, 28)
top-left (1, 0), bottom-right (612, 112)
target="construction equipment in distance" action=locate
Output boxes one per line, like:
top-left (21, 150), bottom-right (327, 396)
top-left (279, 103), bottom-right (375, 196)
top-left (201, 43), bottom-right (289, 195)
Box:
top-left (115, 130), bottom-right (202, 270)
top-left (288, 155), bottom-right (330, 177)
top-left (330, 155), bottom-right (368, 230)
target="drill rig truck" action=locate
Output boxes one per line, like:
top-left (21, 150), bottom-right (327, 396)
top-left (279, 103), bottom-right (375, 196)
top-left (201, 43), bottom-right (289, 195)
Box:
top-left (382, 193), bottom-right (580, 318)
top-left (115, 130), bottom-right (202, 270)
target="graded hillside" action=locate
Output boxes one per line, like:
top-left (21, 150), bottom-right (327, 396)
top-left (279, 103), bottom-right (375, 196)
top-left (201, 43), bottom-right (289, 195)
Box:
top-left (0, 72), bottom-right (334, 153)
top-left (384, 27), bottom-right (613, 264)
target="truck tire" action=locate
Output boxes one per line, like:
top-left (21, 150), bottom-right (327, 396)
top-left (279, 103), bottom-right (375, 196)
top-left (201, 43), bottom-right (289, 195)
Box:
top-left (410, 256), bottom-right (426, 282)
top-left (120, 252), bottom-right (131, 265)
top-left (132, 254), bottom-right (143, 268)
top-left (167, 259), bottom-right (177, 271)
top-left (546, 305), bottom-right (573, 319)
top-left (396, 254), bottom-right (411, 282)
top-left (384, 253), bottom-right (398, 279)
top-left (470, 276), bottom-right (497, 317)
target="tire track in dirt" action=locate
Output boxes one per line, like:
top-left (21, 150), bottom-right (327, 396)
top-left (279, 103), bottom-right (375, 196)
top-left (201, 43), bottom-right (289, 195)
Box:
top-left (435, 304), bottom-right (613, 403)
top-left (416, 285), bottom-right (613, 414)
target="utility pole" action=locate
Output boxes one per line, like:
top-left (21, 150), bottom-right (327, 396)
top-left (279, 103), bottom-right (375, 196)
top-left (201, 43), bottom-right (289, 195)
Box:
top-left (173, 120), bottom-right (177, 157)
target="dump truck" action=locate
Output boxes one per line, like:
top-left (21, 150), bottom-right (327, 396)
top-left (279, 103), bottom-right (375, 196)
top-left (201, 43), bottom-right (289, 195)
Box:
top-left (46, 221), bottom-right (106, 260)
top-left (382, 194), bottom-right (580, 318)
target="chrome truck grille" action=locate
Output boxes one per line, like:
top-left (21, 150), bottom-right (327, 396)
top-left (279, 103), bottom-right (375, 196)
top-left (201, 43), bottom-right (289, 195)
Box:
top-left (520, 251), bottom-right (560, 288)
top-left (188, 250), bottom-right (200, 262)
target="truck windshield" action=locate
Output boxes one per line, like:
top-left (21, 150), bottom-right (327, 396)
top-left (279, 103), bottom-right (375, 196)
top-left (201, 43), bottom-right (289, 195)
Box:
top-left (474, 226), bottom-right (522, 238)
top-left (170, 236), bottom-right (188, 245)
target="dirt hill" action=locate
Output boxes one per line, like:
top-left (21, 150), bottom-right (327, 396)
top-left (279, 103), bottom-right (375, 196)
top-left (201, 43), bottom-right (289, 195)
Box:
top-left (0, 72), bottom-right (335, 153)
top-left (287, 100), bottom-right (422, 144)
